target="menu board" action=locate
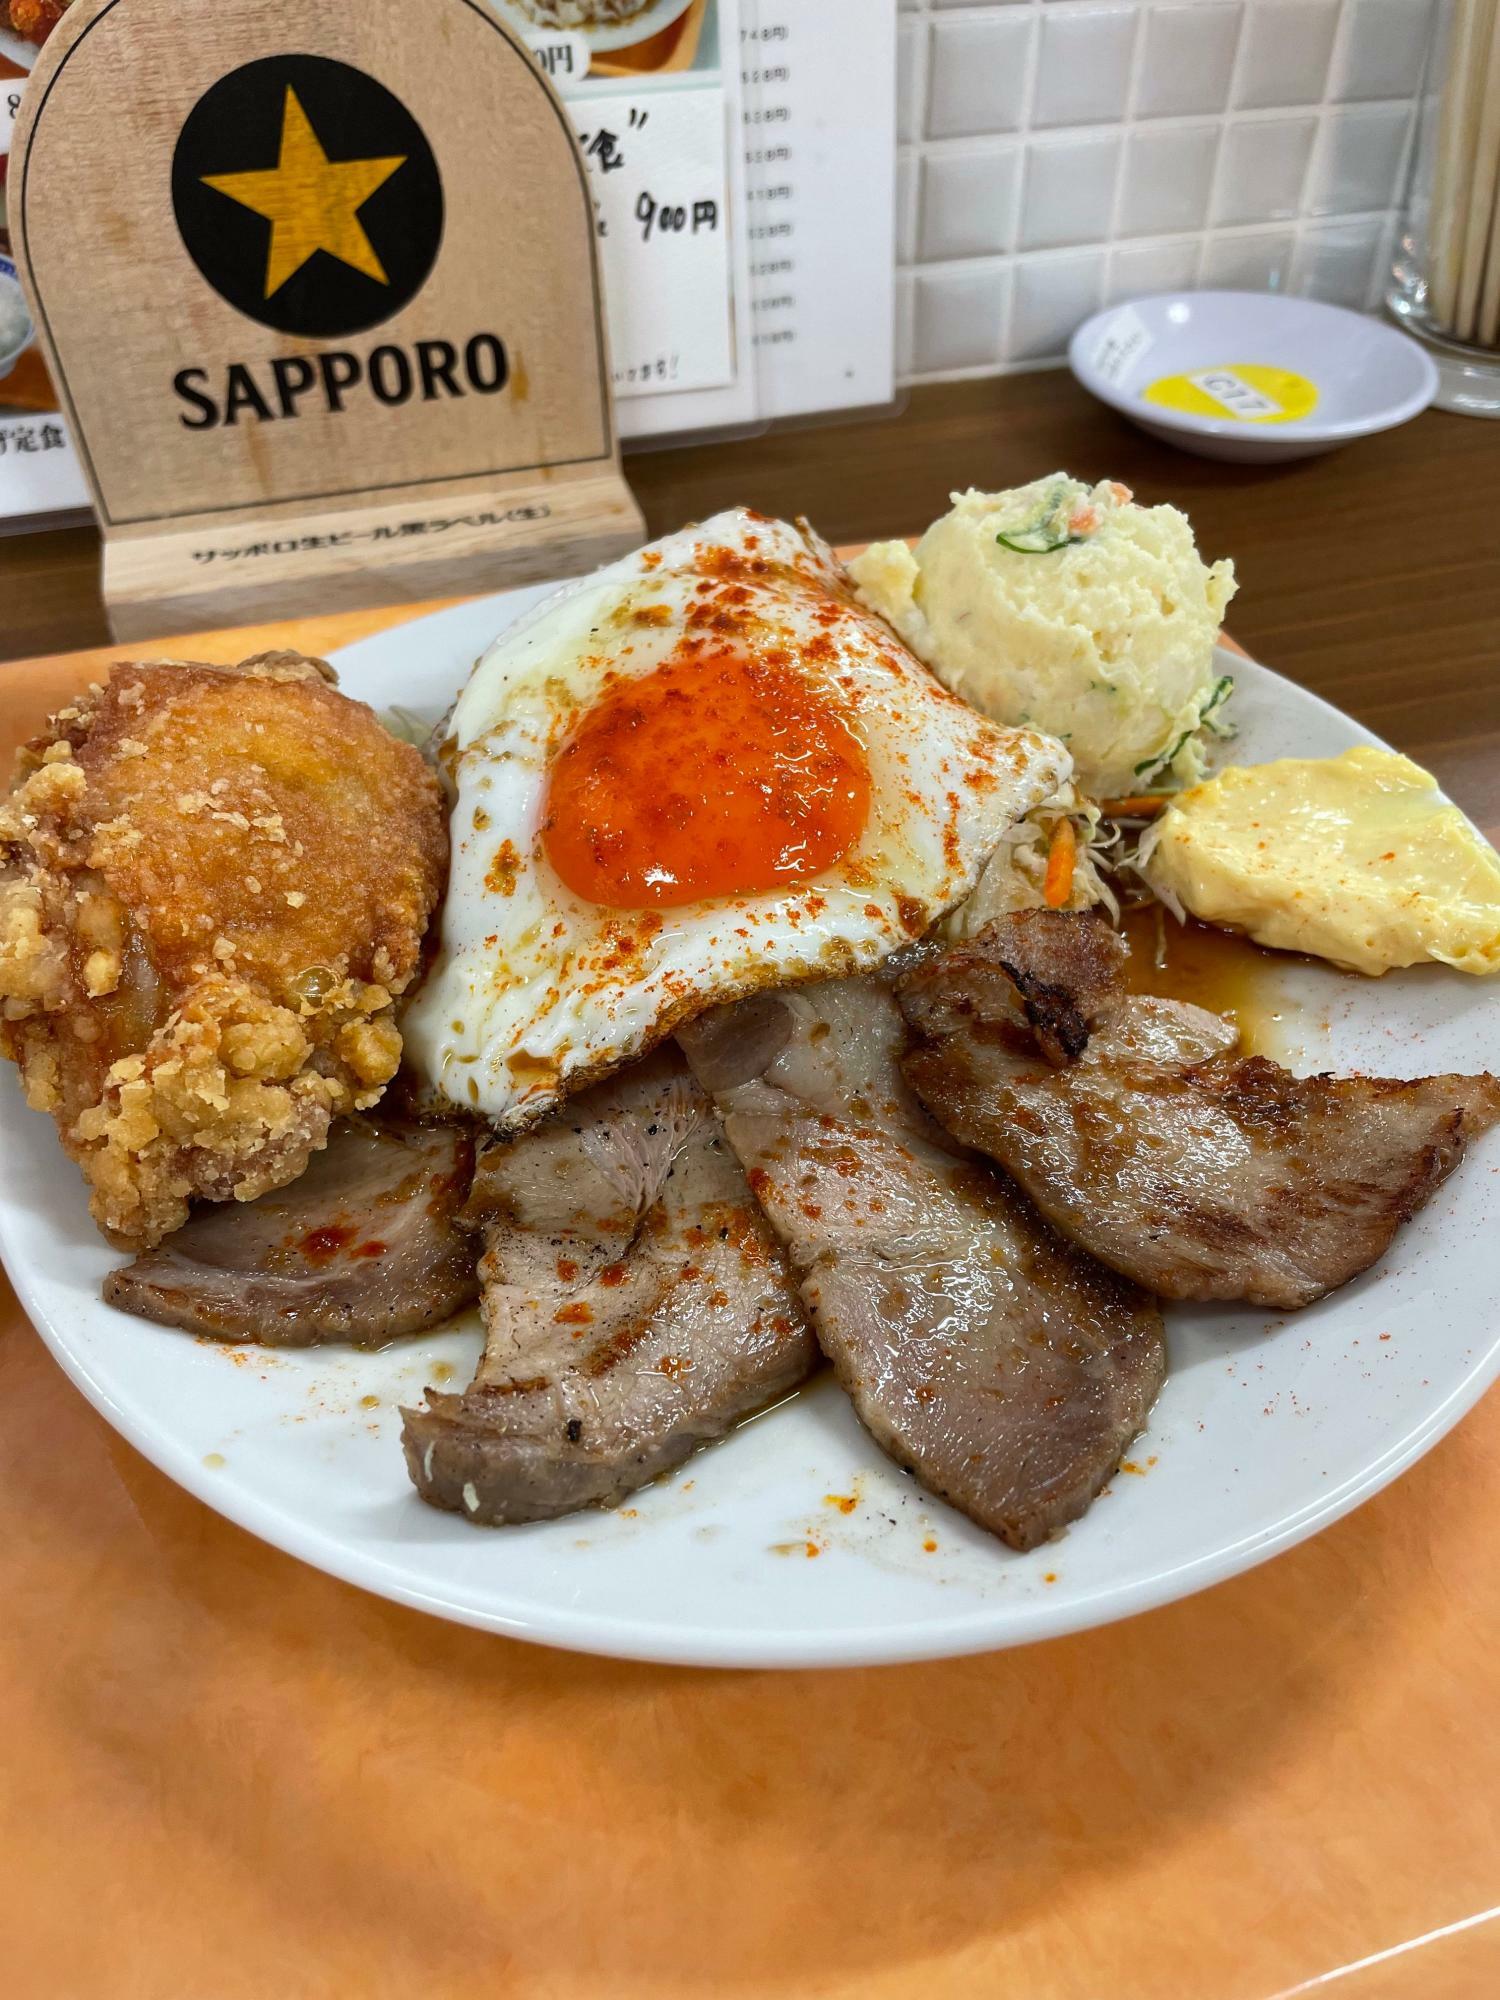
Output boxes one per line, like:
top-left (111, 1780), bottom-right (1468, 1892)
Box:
top-left (1, 26), bottom-right (86, 522)
top-left (508, 0), bottom-right (759, 440)
top-left (742, 0), bottom-right (897, 421)
top-left (0, 403), bottom-right (86, 526)
top-left (523, 0), bottom-right (898, 438)
top-left (0, 0), bottom-right (896, 526)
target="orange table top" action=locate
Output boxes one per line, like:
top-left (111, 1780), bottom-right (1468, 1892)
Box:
top-left (3, 602), bottom-right (1498, 2000)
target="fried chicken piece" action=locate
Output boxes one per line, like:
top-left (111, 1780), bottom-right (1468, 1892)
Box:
top-left (0, 652), bottom-right (447, 1248)
top-left (0, 2), bottom-right (72, 47)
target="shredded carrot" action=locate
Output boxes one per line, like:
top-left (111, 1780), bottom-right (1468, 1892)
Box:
top-left (1099, 794), bottom-right (1170, 820)
top-left (1043, 818), bottom-right (1077, 907)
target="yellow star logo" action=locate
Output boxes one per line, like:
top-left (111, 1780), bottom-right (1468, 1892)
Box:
top-left (202, 87), bottom-right (407, 299)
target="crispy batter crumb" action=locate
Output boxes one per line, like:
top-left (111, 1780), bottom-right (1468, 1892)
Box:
top-left (0, 653), bottom-right (447, 1246)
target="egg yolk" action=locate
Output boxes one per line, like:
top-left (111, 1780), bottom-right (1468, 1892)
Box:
top-left (542, 648), bottom-right (872, 908)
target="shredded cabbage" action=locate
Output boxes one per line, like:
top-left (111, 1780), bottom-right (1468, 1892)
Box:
top-left (946, 784), bottom-right (1118, 937)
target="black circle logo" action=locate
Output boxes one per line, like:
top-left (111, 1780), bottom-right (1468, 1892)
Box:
top-left (171, 55), bottom-right (443, 339)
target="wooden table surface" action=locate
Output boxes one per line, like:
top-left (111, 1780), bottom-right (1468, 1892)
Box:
top-left (3, 373), bottom-right (1500, 2000)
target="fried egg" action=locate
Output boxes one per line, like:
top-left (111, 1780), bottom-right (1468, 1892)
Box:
top-left (403, 510), bottom-right (1071, 1130)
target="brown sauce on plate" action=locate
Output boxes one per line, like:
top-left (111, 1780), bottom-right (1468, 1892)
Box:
top-left (1120, 905), bottom-right (1289, 1055)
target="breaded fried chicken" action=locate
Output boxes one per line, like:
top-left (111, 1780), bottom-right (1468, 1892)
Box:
top-left (0, 651), bottom-right (447, 1248)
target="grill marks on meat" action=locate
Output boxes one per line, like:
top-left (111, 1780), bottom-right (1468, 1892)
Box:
top-left (401, 1049), bottom-right (816, 1524)
top-left (987, 906), bottom-right (1128, 1064)
top-left (679, 982), bottom-right (1165, 1552)
top-left (898, 910), bottom-right (1500, 1311)
top-left (104, 1119), bottom-right (479, 1346)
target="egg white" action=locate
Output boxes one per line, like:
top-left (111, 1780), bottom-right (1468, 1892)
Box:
top-left (403, 510), bottom-right (1071, 1130)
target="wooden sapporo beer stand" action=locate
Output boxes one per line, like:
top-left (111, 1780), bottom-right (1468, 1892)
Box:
top-left (7, 0), bottom-right (644, 638)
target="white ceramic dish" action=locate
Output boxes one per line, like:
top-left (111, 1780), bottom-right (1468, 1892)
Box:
top-left (488, 0), bottom-right (696, 55)
top-left (0, 261), bottom-right (35, 379)
top-left (2, 598), bottom-right (1497, 1669)
top-left (1070, 292), bottom-right (1439, 462)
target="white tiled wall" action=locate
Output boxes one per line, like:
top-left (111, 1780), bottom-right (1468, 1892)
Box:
top-left (895, 0), bottom-right (1431, 381)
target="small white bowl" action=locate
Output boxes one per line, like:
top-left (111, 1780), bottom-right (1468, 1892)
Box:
top-left (0, 258), bottom-right (36, 381)
top-left (1069, 291), bottom-right (1439, 462)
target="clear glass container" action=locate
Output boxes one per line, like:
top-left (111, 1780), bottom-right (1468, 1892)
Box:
top-left (1386, 0), bottom-right (1500, 416)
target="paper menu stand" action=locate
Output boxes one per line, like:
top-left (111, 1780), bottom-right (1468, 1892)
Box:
top-left (6, 0), bottom-right (644, 640)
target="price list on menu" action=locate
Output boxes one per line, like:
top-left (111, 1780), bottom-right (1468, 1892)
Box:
top-left (741, 0), bottom-right (896, 420)
top-left (543, 0), bottom-right (896, 441)
top-left (574, 89), bottom-right (737, 401)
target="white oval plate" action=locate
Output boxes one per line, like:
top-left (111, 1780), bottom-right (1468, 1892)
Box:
top-left (2, 604), bottom-right (1497, 1668)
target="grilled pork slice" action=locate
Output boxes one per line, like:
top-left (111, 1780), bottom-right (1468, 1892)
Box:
top-left (401, 1049), bottom-right (816, 1524)
top-left (898, 909), bottom-right (1500, 1311)
top-left (104, 1119), bottom-right (479, 1346)
top-left (679, 981), bottom-right (1165, 1552)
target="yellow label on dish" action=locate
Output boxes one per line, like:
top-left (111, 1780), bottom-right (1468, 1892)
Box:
top-left (1142, 364), bottom-right (1319, 425)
